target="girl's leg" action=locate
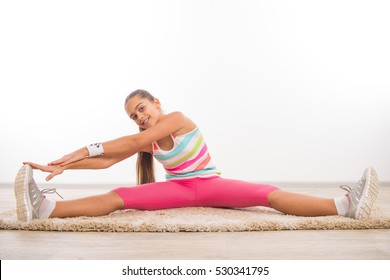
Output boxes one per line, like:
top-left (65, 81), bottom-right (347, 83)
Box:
top-left (14, 164), bottom-right (124, 221)
top-left (268, 167), bottom-right (380, 218)
top-left (194, 177), bottom-right (278, 208)
top-left (268, 190), bottom-right (337, 216)
top-left (195, 177), bottom-right (337, 216)
top-left (112, 180), bottom-right (196, 210)
top-left (15, 164), bottom-right (195, 220)
top-left (51, 180), bottom-right (196, 218)
top-left (50, 191), bottom-right (124, 218)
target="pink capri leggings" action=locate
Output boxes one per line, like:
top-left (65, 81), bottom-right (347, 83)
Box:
top-left (113, 176), bottom-right (279, 210)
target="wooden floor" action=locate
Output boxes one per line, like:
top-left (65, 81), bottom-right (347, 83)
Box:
top-left (1, 182), bottom-right (389, 260)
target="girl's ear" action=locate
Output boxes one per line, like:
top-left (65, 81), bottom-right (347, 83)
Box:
top-left (153, 98), bottom-right (161, 109)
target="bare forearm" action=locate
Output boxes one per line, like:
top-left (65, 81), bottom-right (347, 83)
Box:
top-left (49, 138), bottom-right (138, 167)
top-left (102, 135), bottom-right (139, 157)
top-left (63, 156), bottom-right (112, 170)
top-left (26, 149), bottom-right (131, 182)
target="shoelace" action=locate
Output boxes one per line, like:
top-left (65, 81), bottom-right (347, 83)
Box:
top-left (339, 185), bottom-right (353, 192)
top-left (41, 188), bottom-right (64, 199)
top-left (339, 176), bottom-right (365, 193)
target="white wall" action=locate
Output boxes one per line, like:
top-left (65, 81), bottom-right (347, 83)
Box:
top-left (1, 0), bottom-right (389, 185)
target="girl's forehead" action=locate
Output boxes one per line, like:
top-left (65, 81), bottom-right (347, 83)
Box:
top-left (125, 96), bottom-right (147, 114)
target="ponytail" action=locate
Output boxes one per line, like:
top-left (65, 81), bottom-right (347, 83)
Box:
top-left (125, 89), bottom-right (156, 185)
top-left (136, 127), bottom-right (155, 185)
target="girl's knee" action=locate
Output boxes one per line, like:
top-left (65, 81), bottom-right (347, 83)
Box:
top-left (109, 190), bottom-right (125, 209)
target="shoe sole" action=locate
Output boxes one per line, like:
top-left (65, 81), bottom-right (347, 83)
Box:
top-left (355, 167), bottom-right (380, 220)
top-left (14, 165), bottom-right (33, 222)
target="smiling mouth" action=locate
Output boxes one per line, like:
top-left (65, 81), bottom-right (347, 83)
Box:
top-left (141, 118), bottom-right (149, 126)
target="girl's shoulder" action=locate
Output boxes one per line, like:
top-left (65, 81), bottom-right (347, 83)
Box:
top-left (165, 111), bottom-right (197, 136)
top-left (165, 111), bottom-right (186, 120)
top-left (138, 111), bottom-right (197, 154)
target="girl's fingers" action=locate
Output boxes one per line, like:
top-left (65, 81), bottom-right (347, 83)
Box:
top-left (46, 169), bottom-right (63, 181)
top-left (23, 162), bottom-right (42, 170)
top-left (23, 162), bottom-right (53, 173)
top-left (46, 174), bottom-right (54, 181)
top-left (23, 162), bottom-right (63, 181)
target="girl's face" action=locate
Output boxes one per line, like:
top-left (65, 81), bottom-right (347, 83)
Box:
top-left (125, 95), bottom-right (163, 129)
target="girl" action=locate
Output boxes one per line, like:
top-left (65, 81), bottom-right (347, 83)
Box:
top-left (14, 89), bottom-right (380, 222)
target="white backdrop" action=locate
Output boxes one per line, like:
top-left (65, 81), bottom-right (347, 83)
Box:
top-left (1, 0), bottom-right (389, 185)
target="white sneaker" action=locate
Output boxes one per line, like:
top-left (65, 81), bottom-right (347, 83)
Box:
top-left (14, 164), bottom-right (63, 221)
top-left (340, 167), bottom-right (380, 220)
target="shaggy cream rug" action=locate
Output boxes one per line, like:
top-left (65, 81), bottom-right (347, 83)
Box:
top-left (1, 207), bottom-right (389, 232)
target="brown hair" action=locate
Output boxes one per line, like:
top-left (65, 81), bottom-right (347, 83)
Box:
top-left (125, 89), bottom-right (156, 185)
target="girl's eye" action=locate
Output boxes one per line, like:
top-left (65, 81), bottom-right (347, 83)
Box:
top-left (132, 115), bottom-right (138, 120)
top-left (139, 107), bottom-right (144, 112)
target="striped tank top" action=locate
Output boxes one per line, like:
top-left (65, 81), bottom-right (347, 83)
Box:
top-left (152, 127), bottom-right (220, 180)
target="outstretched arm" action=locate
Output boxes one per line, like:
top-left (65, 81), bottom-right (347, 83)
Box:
top-left (25, 152), bottom-right (130, 181)
top-left (49, 111), bottom-right (189, 166)
top-left (49, 112), bottom-right (195, 166)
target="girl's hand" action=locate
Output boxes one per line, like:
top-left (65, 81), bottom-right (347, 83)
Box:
top-left (48, 147), bottom-right (89, 167)
top-left (23, 162), bottom-right (65, 181)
